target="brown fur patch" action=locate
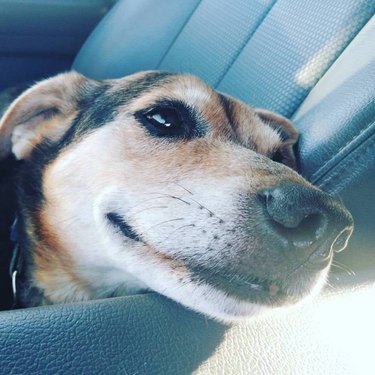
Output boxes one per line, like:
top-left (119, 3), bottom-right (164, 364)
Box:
top-left (0, 72), bottom-right (85, 159)
top-left (7, 71), bottom-right (310, 308)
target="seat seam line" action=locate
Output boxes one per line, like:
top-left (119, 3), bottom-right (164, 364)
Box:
top-left (156, 0), bottom-right (203, 69)
top-left (316, 135), bottom-right (375, 193)
top-left (311, 123), bottom-right (375, 186)
top-left (214, 0), bottom-right (278, 89)
top-left (309, 102), bottom-right (375, 182)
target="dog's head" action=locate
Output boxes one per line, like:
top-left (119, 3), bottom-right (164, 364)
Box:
top-left (0, 71), bottom-right (353, 321)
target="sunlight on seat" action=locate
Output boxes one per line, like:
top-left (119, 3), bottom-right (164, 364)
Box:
top-left (196, 282), bottom-right (375, 374)
top-left (294, 16), bottom-right (375, 122)
top-left (295, 19), bottom-right (360, 89)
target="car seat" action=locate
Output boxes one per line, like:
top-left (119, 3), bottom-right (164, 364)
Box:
top-left (1, 1), bottom-right (374, 373)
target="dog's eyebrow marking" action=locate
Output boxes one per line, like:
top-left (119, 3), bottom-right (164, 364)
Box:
top-left (55, 72), bottom-right (177, 153)
top-left (218, 93), bottom-right (237, 135)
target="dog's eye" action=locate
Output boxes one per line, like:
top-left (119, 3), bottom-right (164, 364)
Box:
top-left (143, 107), bottom-right (182, 137)
top-left (136, 101), bottom-right (206, 139)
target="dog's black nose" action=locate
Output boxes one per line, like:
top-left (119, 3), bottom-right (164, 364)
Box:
top-left (259, 184), bottom-right (353, 269)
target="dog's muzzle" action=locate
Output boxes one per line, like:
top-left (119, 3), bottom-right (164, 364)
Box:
top-left (190, 182), bottom-right (353, 307)
top-left (258, 184), bottom-right (353, 269)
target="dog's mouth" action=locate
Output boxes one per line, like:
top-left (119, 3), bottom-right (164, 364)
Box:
top-left (106, 212), bottom-right (324, 308)
top-left (189, 265), bottom-right (302, 307)
top-left (192, 262), bottom-right (327, 308)
top-left (107, 212), bottom-right (142, 242)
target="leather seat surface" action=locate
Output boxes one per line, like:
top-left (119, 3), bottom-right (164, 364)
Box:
top-left (1, 280), bottom-right (375, 375)
top-left (1, 1), bottom-right (374, 374)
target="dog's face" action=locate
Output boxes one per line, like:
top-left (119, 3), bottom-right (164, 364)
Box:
top-left (0, 71), bottom-right (353, 321)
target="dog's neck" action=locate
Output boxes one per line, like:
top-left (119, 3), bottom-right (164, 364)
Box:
top-left (0, 155), bottom-right (23, 309)
top-left (4, 151), bottom-right (64, 308)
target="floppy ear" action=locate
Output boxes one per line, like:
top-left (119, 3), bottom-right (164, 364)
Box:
top-left (255, 108), bottom-right (299, 171)
top-left (0, 71), bottom-right (87, 160)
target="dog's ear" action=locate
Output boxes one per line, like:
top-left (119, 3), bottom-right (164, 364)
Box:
top-left (255, 108), bottom-right (299, 171)
top-left (0, 71), bottom-right (88, 160)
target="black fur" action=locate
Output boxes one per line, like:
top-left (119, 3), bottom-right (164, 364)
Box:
top-left (0, 155), bottom-right (21, 310)
top-left (2, 71), bottom-right (178, 307)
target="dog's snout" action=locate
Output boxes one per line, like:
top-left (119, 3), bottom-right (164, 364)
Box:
top-left (259, 184), bottom-right (353, 269)
top-left (260, 185), bottom-right (327, 246)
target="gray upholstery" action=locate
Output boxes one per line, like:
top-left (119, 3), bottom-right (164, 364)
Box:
top-left (1, 0), bottom-right (375, 374)
top-left (74, 0), bottom-right (375, 271)
top-left (294, 16), bottom-right (375, 187)
top-left (0, 294), bottom-right (225, 375)
top-left (74, 0), bottom-right (374, 118)
top-left (1, 278), bottom-right (375, 375)
top-left (0, 0), bottom-right (114, 91)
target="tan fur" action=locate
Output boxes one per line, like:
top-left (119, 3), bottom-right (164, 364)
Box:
top-left (34, 208), bottom-right (92, 304)
top-left (32, 87), bottom-right (304, 303)
top-left (2, 70), bottom-right (348, 321)
top-left (0, 72), bottom-right (84, 159)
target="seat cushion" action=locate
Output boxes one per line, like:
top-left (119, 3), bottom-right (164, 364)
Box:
top-left (1, 1), bottom-right (374, 374)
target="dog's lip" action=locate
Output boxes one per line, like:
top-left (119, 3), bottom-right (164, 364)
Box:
top-left (189, 265), bottom-right (290, 306)
top-left (106, 212), bottom-right (142, 242)
top-left (225, 275), bottom-right (286, 304)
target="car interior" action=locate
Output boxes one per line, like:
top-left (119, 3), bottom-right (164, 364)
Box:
top-left (0, 0), bottom-right (374, 374)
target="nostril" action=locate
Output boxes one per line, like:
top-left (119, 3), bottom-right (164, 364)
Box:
top-left (259, 187), bottom-right (327, 249)
top-left (258, 184), bottom-right (353, 269)
top-left (262, 189), bottom-right (303, 229)
top-left (272, 212), bottom-right (325, 248)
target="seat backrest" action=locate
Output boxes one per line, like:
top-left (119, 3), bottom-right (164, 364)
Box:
top-left (74, 0), bottom-right (375, 268)
top-left (74, 0), bottom-right (373, 118)
top-left (2, 2), bottom-right (373, 374)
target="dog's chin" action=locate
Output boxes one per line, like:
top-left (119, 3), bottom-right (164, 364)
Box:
top-left (149, 274), bottom-right (327, 323)
top-left (105, 211), bottom-right (328, 322)
top-left (166, 271), bottom-right (328, 323)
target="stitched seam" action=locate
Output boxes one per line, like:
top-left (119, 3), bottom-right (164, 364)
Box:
top-left (310, 107), bottom-right (375, 182)
top-left (214, 0), bottom-right (278, 88)
top-left (155, 0), bottom-right (203, 69)
top-left (321, 138), bottom-right (374, 189)
top-left (311, 120), bottom-right (375, 183)
top-left (319, 144), bottom-right (374, 194)
top-left (317, 135), bottom-right (375, 193)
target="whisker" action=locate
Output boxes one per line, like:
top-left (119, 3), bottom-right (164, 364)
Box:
top-left (127, 196), bottom-right (171, 211)
top-left (331, 261), bottom-right (356, 276)
top-left (127, 205), bottom-right (167, 220)
top-left (187, 197), bottom-right (225, 223)
top-left (163, 223), bottom-right (196, 242)
top-left (142, 192), bottom-right (191, 206)
top-left (173, 182), bottom-right (194, 196)
top-left (172, 183), bottom-right (224, 220)
top-left (142, 218), bottom-right (184, 234)
top-left (333, 260), bottom-right (356, 275)
top-left (325, 280), bottom-right (335, 289)
top-left (166, 195), bottom-right (191, 206)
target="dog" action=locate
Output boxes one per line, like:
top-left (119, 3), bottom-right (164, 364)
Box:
top-left (0, 71), bottom-right (353, 321)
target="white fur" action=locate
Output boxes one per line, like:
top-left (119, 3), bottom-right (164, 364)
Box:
top-left (40, 121), bottom-right (329, 321)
